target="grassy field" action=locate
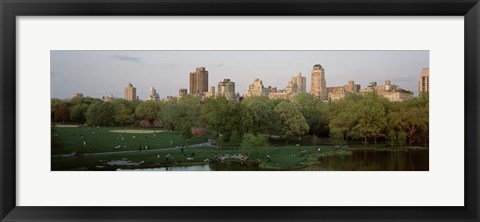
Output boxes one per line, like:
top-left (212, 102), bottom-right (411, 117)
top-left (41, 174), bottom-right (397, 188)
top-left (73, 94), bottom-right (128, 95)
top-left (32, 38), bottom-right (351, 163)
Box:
top-left (51, 145), bottom-right (345, 171)
top-left (51, 125), bottom-right (407, 171)
top-left (52, 126), bottom-right (208, 154)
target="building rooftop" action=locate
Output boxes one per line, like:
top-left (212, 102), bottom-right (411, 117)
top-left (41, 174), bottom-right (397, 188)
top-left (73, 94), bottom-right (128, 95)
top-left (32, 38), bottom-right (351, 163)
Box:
top-left (421, 68), bottom-right (429, 76)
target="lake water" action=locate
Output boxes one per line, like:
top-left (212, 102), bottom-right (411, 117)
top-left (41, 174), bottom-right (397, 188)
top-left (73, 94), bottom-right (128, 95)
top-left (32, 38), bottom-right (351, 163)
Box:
top-left (305, 149), bottom-right (429, 171)
top-left (117, 149), bottom-right (428, 171)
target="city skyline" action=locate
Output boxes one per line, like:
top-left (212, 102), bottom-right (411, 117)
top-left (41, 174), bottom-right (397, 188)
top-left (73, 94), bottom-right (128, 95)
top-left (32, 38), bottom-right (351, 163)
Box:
top-left (51, 50), bottom-right (429, 99)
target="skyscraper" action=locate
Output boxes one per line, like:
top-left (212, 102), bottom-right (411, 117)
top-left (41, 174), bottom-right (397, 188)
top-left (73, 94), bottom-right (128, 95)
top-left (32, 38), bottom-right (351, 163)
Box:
top-left (189, 67), bottom-right (209, 95)
top-left (179, 88), bottom-right (188, 97)
top-left (218, 79), bottom-right (236, 100)
top-left (285, 80), bottom-right (298, 94)
top-left (418, 68), bottom-right (429, 95)
top-left (292, 73), bottom-right (307, 93)
top-left (346, 80), bottom-right (360, 93)
top-left (244, 78), bottom-right (268, 98)
top-left (206, 86), bottom-right (216, 98)
top-left (71, 92), bottom-right (84, 99)
top-left (310, 64), bottom-right (327, 100)
top-left (124, 82), bottom-right (137, 101)
top-left (145, 87), bottom-right (159, 101)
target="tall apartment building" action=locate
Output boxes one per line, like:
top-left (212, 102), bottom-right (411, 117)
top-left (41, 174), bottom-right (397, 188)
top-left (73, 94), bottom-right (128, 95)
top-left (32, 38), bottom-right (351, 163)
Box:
top-left (285, 80), bottom-right (298, 94)
top-left (206, 86), bottom-right (216, 98)
top-left (179, 88), bottom-right (188, 97)
top-left (102, 94), bottom-right (116, 102)
top-left (145, 87), bottom-right (160, 101)
top-left (310, 64), bottom-right (327, 100)
top-left (327, 80), bottom-right (361, 102)
top-left (264, 73), bottom-right (306, 101)
top-left (418, 68), bottom-right (429, 94)
top-left (360, 80), bottom-right (413, 102)
top-left (189, 67), bottom-right (209, 95)
top-left (346, 80), bottom-right (361, 93)
top-left (268, 89), bottom-right (292, 100)
top-left (71, 92), bottom-right (84, 99)
top-left (244, 78), bottom-right (268, 98)
top-left (292, 73), bottom-right (307, 93)
top-left (267, 86), bottom-right (277, 94)
top-left (124, 82), bottom-right (137, 101)
top-left (218, 79), bottom-right (236, 100)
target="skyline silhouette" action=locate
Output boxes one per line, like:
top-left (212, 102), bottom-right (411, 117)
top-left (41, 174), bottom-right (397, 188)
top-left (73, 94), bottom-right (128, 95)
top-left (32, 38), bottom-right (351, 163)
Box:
top-left (51, 50), bottom-right (429, 99)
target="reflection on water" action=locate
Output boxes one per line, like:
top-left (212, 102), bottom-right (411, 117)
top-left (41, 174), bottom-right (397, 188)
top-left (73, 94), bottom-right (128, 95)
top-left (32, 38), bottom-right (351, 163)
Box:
top-left (305, 149), bottom-right (429, 171)
top-left (210, 161), bottom-right (261, 171)
top-left (116, 149), bottom-right (428, 171)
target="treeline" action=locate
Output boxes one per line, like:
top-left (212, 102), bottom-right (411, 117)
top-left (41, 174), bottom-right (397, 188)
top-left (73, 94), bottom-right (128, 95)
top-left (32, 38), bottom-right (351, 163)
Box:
top-left (51, 92), bottom-right (429, 146)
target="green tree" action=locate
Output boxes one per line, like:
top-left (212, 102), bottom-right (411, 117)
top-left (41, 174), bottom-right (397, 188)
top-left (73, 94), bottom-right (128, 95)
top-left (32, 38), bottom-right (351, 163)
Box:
top-left (241, 96), bottom-right (269, 107)
top-left (113, 101), bottom-right (133, 126)
top-left (397, 131), bottom-right (407, 147)
top-left (350, 93), bottom-right (388, 144)
top-left (328, 94), bottom-right (360, 142)
top-left (330, 128), bottom-right (346, 146)
top-left (273, 101), bottom-right (309, 143)
top-left (201, 97), bottom-right (235, 139)
top-left (240, 133), bottom-right (269, 155)
top-left (178, 94), bottom-right (202, 113)
top-left (181, 124), bottom-right (193, 142)
top-left (295, 93), bottom-right (329, 136)
top-left (390, 96), bottom-right (429, 146)
top-left (69, 104), bottom-right (89, 123)
top-left (162, 103), bottom-right (197, 131)
top-left (231, 102), bottom-right (253, 138)
top-left (69, 96), bottom-right (99, 107)
top-left (51, 100), bottom-right (71, 122)
top-left (230, 130), bottom-right (242, 147)
top-left (329, 93), bottom-right (389, 145)
top-left (247, 100), bottom-right (275, 135)
top-left (399, 107), bottom-right (428, 146)
top-left (135, 101), bottom-right (162, 122)
top-left (387, 130), bottom-right (397, 148)
top-left (85, 101), bottom-right (115, 126)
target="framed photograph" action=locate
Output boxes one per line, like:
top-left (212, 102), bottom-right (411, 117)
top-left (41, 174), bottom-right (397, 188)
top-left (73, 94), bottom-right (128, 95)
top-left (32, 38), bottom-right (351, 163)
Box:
top-left (1, 0), bottom-right (478, 221)
top-left (49, 50), bottom-right (430, 172)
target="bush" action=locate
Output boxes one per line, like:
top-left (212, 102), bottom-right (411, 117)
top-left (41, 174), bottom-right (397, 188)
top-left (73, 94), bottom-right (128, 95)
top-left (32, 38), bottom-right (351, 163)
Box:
top-left (397, 131), bottom-right (407, 147)
top-left (192, 127), bottom-right (207, 137)
top-left (329, 129), bottom-right (346, 146)
top-left (230, 130), bottom-right (242, 145)
top-left (240, 133), bottom-right (268, 154)
top-left (139, 119), bottom-right (151, 128)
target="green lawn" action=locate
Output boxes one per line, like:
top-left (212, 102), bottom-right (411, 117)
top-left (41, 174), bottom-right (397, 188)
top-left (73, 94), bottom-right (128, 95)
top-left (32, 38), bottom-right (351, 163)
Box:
top-left (51, 126), bottom-right (399, 171)
top-left (52, 126), bottom-right (208, 154)
top-left (51, 145), bottom-right (342, 171)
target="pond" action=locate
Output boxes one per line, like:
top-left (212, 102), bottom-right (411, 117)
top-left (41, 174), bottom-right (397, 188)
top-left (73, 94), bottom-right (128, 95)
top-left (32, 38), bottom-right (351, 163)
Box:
top-left (116, 149), bottom-right (428, 171)
top-left (305, 149), bottom-right (429, 171)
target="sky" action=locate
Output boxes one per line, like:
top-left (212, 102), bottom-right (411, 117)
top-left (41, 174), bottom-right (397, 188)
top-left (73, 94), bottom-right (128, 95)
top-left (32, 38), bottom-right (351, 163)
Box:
top-left (50, 50), bottom-right (429, 99)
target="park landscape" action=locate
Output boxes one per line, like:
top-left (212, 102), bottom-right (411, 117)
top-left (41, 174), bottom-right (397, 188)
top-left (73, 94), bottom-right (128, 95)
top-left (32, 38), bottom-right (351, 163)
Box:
top-left (51, 93), bottom-right (429, 171)
top-left (51, 50), bottom-right (429, 171)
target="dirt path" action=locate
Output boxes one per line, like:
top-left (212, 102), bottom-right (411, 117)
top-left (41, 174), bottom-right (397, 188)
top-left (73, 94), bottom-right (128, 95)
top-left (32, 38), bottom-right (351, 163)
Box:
top-left (109, 129), bottom-right (169, 134)
top-left (54, 125), bottom-right (79, 128)
top-left (52, 142), bottom-right (214, 158)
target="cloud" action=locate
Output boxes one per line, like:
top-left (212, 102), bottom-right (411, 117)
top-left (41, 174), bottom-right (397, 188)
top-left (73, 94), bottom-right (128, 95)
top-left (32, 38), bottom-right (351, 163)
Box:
top-left (110, 55), bottom-right (142, 63)
top-left (215, 63), bottom-right (224, 67)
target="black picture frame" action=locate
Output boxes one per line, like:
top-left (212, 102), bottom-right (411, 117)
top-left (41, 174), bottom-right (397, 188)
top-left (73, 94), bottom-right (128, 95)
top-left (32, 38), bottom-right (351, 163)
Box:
top-left (1, 0), bottom-right (479, 221)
